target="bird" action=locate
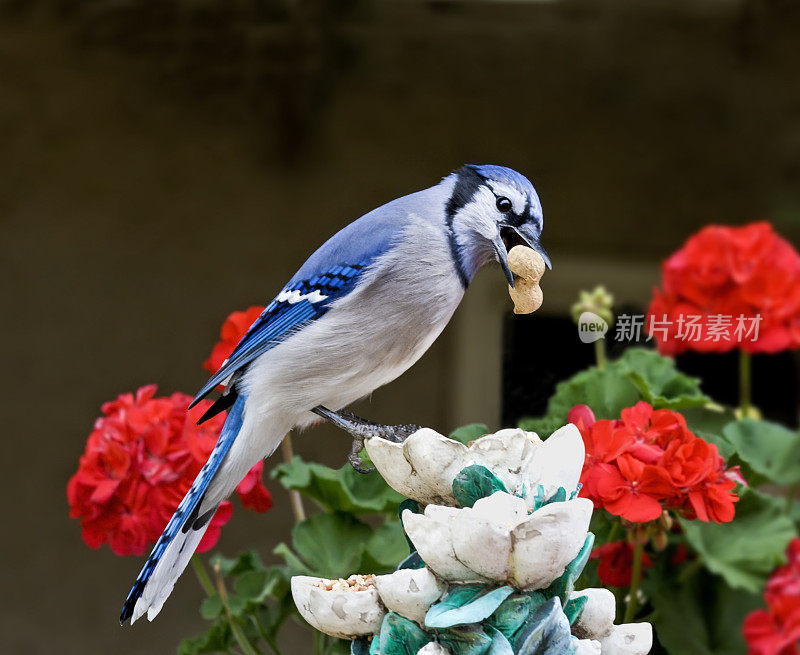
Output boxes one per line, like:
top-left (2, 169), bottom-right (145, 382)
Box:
top-left (120, 163), bottom-right (550, 625)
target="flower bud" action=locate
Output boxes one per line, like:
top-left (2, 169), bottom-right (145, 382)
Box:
top-left (571, 286), bottom-right (614, 326)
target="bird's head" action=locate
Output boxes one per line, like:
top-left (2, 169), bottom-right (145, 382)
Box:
top-left (444, 164), bottom-right (550, 287)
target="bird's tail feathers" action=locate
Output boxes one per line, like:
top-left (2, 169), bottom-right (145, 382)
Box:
top-left (119, 394), bottom-right (247, 625)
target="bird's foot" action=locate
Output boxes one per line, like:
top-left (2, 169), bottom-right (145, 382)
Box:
top-left (312, 406), bottom-right (422, 473)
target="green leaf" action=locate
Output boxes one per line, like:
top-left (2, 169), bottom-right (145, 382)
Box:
top-left (681, 406), bottom-right (738, 439)
top-left (519, 366), bottom-right (640, 435)
top-left (277, 512), bottom-right (372, 579)
top-left (178, 620), bottom-right (231, 655)
top-left (485, 595), bottom-right (532, 640)
top-left (615, 348), bottom-right (709, 410)
top-left (361, 520), bottom-right (411, 573)
top-left (723, 419), bottom-right (800, 486)
top-left (199, 595), bottom-right (223, 620)
top-left (564, 594), bottom-right (588, 626)
top-left (209, 550), bottom-right (266, 577)
top-left (519, 347), bottom-right (709, 434)
top-left (378, 612), bottom-right (430, 655)
top-left (233, 570), bottom-right (268, 601)
top-left (449, 423), bottom-right (490, 445)
top-left (272, 456), bottom-right (404, 515)
top-left (513, 597), bottom-right (575, 655)
top-left (226, 594), bottom-right (247, 616)
top-left (681, 487), bottom-right (797, 593)
top-left (485, 626), bottom-right (514, 655)
top-left (452, 465), bottom-right (509, 508)
top-left (351, 638), bottom-right (371, 655)
top-left (438, 626), bottom-right (493, 655)
top-left (644, 567), bottom-right (762, 655)
top-left (426, 585), bottom-right (515, 628)
top-left (273, 542), bottom-right (313, 576)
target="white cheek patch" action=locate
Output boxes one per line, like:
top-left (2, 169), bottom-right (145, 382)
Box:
top-left (461, 188), bottom-right (501, 240)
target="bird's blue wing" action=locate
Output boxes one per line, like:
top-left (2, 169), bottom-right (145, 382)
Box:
top-left (190, 262), bottom-right (368, 407)
top-left (190, 187), bottom-right (429, 408)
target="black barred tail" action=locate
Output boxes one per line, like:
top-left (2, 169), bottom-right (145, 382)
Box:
top-left (119, 394), bottom-right (246, 624)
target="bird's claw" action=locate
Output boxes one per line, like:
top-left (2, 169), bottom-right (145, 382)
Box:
top-left (312, 405), bottom-right (421, 473)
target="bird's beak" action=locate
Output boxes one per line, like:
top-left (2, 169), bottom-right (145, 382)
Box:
top-left (516, 222), bottom-right (552, 270)
top-left (492, 223), bottom-right (552, 289)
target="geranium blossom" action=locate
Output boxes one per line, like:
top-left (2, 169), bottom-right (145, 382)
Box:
top-left (569, 402), bottom-right (740, 524)
top-left (67, 385), bottom-right (272, 556)
top-left (648, 222), bottom-right (800, 354)
top-left (744, 538), bottom-right (800, 655)
top-left (203, 305), bottom-right (265, 374)
top-left (590, 541), bottom-right (653, 587)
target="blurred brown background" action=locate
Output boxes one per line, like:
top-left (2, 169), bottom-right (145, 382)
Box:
top-left (2, 0), bottom-right (800, 652)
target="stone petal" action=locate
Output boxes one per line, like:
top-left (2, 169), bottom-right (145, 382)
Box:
top-left (571, 588), bottom-right (616, 641)
top-left (417, 644), bottom-right (451, 655)
top-left (290, 576), bottom-right (385, 639)
top-left (365, 437), bottom-right (438, 505)
top-left (599, 623), bottom-right (653, 655)
top-left (509, 498), bottom-right (593, 589)
top-left (402, 509), bottom-right (486, 583)
top-left (451, 513), bottom-right (512, 582)
top-left (468, 429), bottom-right (540, 493)
top-left (574, 639), bottom-right (602, 655)
top-left (403, 429), bottom-right (473, 504)
top-left (374, 567), bottom-right (445, 624)
top-left (526, 424), bottom-right (585, 496)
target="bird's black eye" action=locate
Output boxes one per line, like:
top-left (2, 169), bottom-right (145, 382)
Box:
top-left (496, 197), bottom-right (513, 213)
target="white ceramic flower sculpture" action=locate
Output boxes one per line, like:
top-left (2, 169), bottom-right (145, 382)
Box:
top-left (365, 424), bottom-right (584, 508)
top-left (402, 491), bottom-right (593, 588)
top-left (292, 567), bottom-right (445, 640)
top-left (290, 424), bottom-right (652, 655)
top-left (571, 588), bottom-right (653, 655)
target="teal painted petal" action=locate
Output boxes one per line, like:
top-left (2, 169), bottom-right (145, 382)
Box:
top-left (564, 594), bottom-right (588, 626)
top-left (485, 595), bottom-right (532, 640)
top-left (351, 637), bottom-right (371, 655)
top-left (486, 626), bottom-right (514, 655)
top-left (397, 551), bottom-right (425, 570)
top-left (550, 487), bottom-right (567, 504)
top-left (452, 465), bottom-right (508, 508)
top-left (369, 633), bottom-right (381, 655)
top-left (379, 612), bottom-right (430, 655)
top-left (514, 597), bottom-right (574, 655)
top-left (438, 627), bottom-right (493, 655)
top-left (426, 585), bottom-right (515, 629)
top-left (543, 533), bottom-right (595, 606)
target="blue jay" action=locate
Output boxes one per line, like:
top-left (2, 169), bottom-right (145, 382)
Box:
top-left (120, 164), bottom-right (550, 625)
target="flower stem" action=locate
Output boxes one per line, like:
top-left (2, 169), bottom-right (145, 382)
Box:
top-left (281, 434), bottom-right (306, 524)
top-left (624, 542), bottom-right (644, 623)
top-left (595, 339), bottom-right (607, 371)
top-left (786, 481), bottom-right (800, 517)
top-left (739, 350), bottom-right (751, 416)
top-left (606, 519), bottom-right (622, 544)
top-left (214, 563), bottom-right (261, 655)
top-left (191, 556), bottom-right (215, 596)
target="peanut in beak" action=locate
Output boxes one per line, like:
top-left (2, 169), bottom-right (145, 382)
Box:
top-left (507, 245), bottom-right (546, 315)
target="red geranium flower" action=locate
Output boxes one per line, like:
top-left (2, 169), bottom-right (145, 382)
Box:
top-left (590, 541), bottom-right (653, 587)
top-left (570, 401), bottom-right (740, 524)
top-left (203, 305), bottom-right (265, 374)
top-left (744, 538), bottom-right (800, 655)
top-left (648, 222), bottom-right (800, 355)
top-left (67, 385), bottom-right (272, 556)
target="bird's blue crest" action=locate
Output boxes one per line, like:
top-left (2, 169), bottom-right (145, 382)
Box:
top-left (466, 164), bottom-right (542, 216)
